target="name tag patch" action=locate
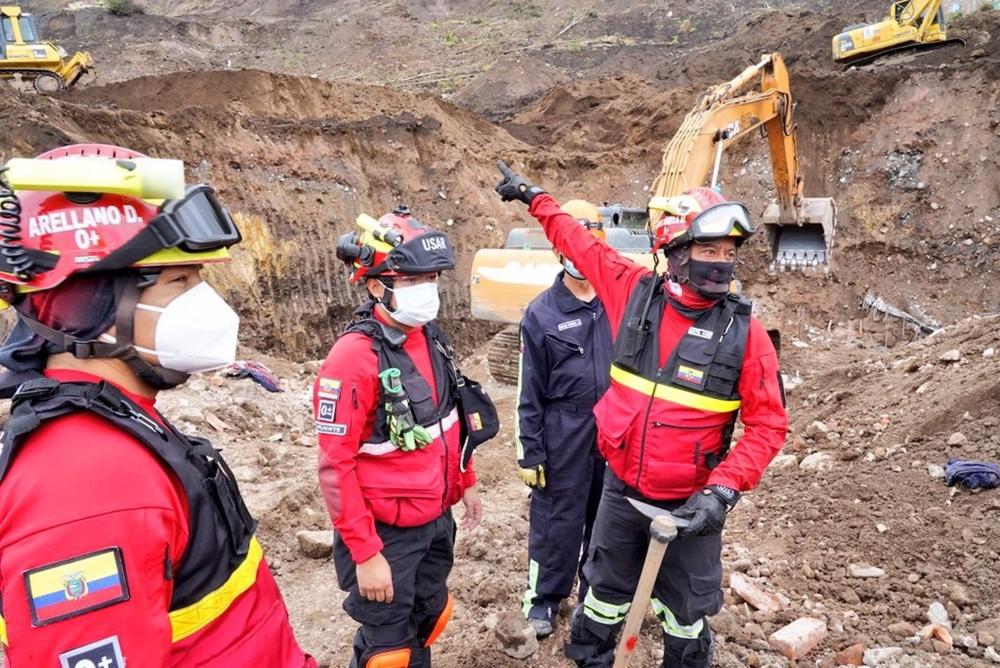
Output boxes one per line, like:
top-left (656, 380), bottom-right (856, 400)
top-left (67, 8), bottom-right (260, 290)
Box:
top-left (676, 365), bottom-right (705, 385)
top-left (317, 399), bottom-right (337, 423)
top-left (687, 327), bottom-right (713, 340)
top-left (557, 319), bottom-right (582, 331)
top-left (316, 423), bottom-right (348, 436)
top-left (25, 548), bottom-right (129, 627)
top-left (318, 378), bottom-right (342, 400)
top-left (59, 635), bottom-right (125, 668)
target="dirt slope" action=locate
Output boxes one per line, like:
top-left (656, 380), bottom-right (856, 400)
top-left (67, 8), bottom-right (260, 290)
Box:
top-left (1, 1), bottom-right (999, 667)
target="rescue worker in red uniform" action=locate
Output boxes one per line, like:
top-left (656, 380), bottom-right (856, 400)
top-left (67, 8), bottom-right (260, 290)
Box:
top-left (316, 207), bottom-right (493, 668)
top-left (495, 161), bottom-right (788, 667)
top-left (0, 144), bottom-right (314, 667)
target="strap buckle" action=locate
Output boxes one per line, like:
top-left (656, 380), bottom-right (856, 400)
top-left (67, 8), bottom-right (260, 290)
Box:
top-left (11, 377), bottom-right (60, 403)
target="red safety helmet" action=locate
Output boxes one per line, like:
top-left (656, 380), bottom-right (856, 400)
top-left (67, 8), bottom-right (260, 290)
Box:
top-left (0, 143), bottom-right (239, 297)
top-left (648, 187), bottom-right (754, 254)
top-left (336, 205), bottom-right (456, 285)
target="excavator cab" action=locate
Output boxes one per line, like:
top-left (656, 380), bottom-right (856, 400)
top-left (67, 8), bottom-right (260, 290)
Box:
top-left (1, 5), bottom-right (95, 93)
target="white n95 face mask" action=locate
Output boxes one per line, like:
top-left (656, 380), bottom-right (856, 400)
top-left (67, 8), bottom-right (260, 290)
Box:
top-left (134, 281), bottom-right (240, 373)
top-left (387, 282), bottom-right (440, 327)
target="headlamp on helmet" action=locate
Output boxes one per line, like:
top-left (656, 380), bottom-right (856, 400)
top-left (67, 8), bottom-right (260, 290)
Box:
top-left (0, 144), bottom-right (241, 294)
top-left (336, 206), bottom-right (455, 285)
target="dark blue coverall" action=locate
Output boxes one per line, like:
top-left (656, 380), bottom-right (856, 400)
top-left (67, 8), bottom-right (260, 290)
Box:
top-left (517, 270), bottom-right (613, 624)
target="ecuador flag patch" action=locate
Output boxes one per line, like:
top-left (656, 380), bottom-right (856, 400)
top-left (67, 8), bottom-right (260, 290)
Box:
top-left (24, 547), bottom-right (130, 626)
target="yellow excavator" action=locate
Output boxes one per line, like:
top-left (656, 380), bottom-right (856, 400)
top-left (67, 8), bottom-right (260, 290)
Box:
top-left (1, 5), bottom-right (95, 93)
top-left (472, 52), bottom-right (834, 383)
top-left (650, 52), bottom-right (836, 272)
top-left (832, 0), bottom-right (965, 67)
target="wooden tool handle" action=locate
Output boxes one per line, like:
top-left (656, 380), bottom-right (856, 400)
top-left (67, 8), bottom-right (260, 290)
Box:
top-left (612, 516), bottom-right (677, 668)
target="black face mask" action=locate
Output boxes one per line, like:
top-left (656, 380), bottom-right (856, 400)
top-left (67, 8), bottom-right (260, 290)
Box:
top-left (688, 259), bottom-right (734, 299)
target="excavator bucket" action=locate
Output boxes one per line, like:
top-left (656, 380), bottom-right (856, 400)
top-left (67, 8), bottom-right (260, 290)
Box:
top-left (762, 197), bottom-right (836, 272)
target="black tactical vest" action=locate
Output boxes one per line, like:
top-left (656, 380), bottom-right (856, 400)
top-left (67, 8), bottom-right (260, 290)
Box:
top-left (614, 273), bottom-right (752, 404)
top-left (344, 316), bottom-right (457, 443)
top-left (0, 378), bottom-right (257, 612)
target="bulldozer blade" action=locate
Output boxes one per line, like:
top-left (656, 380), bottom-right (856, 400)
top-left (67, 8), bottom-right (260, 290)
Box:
top-left (762, 197), bottom-right (836, 272)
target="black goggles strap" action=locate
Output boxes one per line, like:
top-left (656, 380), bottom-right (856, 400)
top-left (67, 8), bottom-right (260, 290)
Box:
top-left (85, 219), bottom-right (179, 273)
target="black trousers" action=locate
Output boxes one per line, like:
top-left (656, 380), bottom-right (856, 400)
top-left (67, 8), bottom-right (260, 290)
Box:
top-left (333, 512), bottom-right (455, 668)
top-left (566, 470), bottom-right (722, 668)
top-left (524, 452), bottom-right (605, 620)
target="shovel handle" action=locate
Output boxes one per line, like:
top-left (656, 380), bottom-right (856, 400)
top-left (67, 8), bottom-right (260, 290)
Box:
top-left (612, 516), bottom-right (677, 668)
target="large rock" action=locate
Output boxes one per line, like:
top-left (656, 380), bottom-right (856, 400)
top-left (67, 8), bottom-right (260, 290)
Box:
top-left (927, 601), bottom-right (951, 628)
top-left (835, 643), bottom-right (865, 666)
top-left (296, 530), bottom-right (334, 559)
top-left (976, 617), bottom-right (1000, 642)
top-left (939, 349), bottom-right (962, 363)
top-left (768, 617), bottom-right (827, 660)
top-left (864, 647), bottom-right (903, 665)
top-left (849, 564), bottom-right (886, 578)
top-left (888, 622), bottom-right (916, 638)
top-left (799, 452), bottom-right (835, 472)
top-left (729, 572), bottom-right (788, 613)
top-left (494, 612), bottom-right (538, 660)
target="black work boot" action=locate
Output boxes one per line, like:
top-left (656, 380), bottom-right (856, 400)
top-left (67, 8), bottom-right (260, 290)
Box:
top-left (662, 624), bottom-right (714, 668)
top-left (527, 601), bottom-right (559, 639)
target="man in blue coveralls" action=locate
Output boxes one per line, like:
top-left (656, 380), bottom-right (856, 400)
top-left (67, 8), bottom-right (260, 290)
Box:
top-left (516, 199), bottom-right (614, 639)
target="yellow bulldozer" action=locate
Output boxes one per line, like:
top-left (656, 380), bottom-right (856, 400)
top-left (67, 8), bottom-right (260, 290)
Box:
top-left (1, 5), bottom-right (94, 93)
top-left (471, 52), bottom-right (835, 384)
top-left (832, 0), bottom-right (965, 67)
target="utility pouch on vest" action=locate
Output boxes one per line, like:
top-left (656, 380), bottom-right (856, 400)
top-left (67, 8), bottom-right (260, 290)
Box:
top-left (186, 436), bottom-right (257, 561)
top-left (435, 340), bottom-right (499, 470)
top-left (616, 274), bottom-right (662, 374)
top-left (705, 415), bottom-right (739, 470)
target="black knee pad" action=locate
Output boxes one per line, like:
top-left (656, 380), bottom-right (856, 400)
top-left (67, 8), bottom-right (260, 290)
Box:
top-left (564, 604), bottom-right (621, 668)
top-left (663, 623), bottom-right (713, 668)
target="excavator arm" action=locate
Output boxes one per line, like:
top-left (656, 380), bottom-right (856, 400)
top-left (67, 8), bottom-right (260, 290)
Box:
top-left (649, 53), bottom-right (835, 271)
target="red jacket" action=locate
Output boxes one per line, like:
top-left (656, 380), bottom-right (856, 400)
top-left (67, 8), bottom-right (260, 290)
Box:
top-left (315, 314), bottom-right (476, 564)
top-left (0, 369), bottom-right (314, 667)
top-left (528, 194), bottom-right (788, 497)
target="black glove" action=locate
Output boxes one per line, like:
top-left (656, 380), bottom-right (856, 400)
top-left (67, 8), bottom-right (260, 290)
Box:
top-left (674, 485), bottom-right (740, 536)
top-left (495, 160), bottom-right (545, 205)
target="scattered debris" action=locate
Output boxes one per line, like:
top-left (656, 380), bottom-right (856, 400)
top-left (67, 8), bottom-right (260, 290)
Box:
top-left (729, 572), bottom-right (788, 613)
top-left (927, 601), bottom-right (951, 628)
top-left (863, 646), bottom-right (904, 665)
top-left (861, 292), bottom-right (939, 336)
top-left (224, 360), bottom-right (284, 392)
top-left (849, 564), bottom-right (886, 578)
top-left (768, 617), bottom-right (827, 661)
top-left (296, 530), bottom-right (334, 559)
top-left (945, 459), bottom-right (1000, 490)
top-left (494, 612), bottom-right (538, 660)
top-left (799, 452), bottom-right (835, 472)
top-left (939, 349), bottom-right (962, 363)
top-left (834, 642), bottom-right (865, 666)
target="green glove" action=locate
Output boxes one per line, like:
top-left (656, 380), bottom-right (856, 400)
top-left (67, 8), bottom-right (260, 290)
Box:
top-left (380, 368), bottom-right (433, 452)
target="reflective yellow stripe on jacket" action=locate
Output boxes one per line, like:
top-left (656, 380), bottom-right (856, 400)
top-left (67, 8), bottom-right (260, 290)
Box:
top-left (169, 536), bottom-right (264, 642)
top-left (1, 613), bottom-right (7, 646)
top-left (609, 364), bottom-right (741, 413)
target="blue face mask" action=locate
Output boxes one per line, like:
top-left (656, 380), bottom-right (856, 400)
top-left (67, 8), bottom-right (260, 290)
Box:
top-left (563, 258), bottom-right (585, 280)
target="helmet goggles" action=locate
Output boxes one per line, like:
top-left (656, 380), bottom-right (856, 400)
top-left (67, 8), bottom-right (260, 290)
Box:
top-left (688, 202), bottom-right (755, 242)
top-left (91, 184), bottom-right (242, 272)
